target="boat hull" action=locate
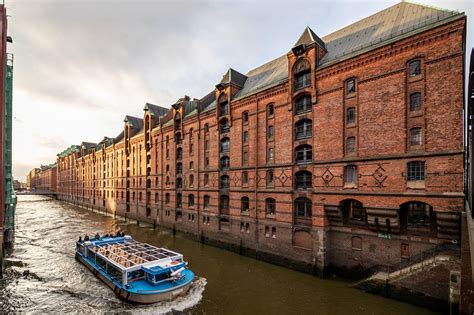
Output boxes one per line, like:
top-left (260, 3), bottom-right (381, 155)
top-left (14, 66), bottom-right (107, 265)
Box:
top-left (76, 252), bottom-right (193, 304)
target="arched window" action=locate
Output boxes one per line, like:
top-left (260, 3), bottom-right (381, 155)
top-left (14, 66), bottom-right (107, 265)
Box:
top-left (295, 145), bottom-right (312, 163)
top-left (294, 59), bottom-right (311, 90)
top-left (407, 161), bottom-right (425, 181)
top-left (341, 199), bottom-right (366, 224)
top-left (189, 174), bottom-right (194, 187)
top-left (176, 177), bottom-right (183, 189)
top-left (220, 195), bottom-right (229, 215)
top-left (220, 137), bottom-right (230, 152)
top-left (410, 92), bottom-right (422, 112)
top-left (265, 198), bottom-right (276, 215)
top-left (294, 197), bottom-right (312, 218)
top-left (400, 201), bottom-right (436, 233)
top-left (203, 195), bottom-right (210, 208)
top-left (220, 156), bottom-right (230, 170)
top-left (241, 197), bottom-right (249, 212)
top-left (219, 94), bottom-right (228, 116)
top-left (295, 119), bottom-right (312, 139)
top-left (220, 118), bottom-right (230, 133)
top-left (188, 194), bottom-right (195, 207)
top-left (176, 147), bottom-right (183, 160)
top-left (409, 60), bottom-right (421, 77)
top-left (295, 171), bottom-right (312, 189)
top-left (220, 175), bottom-right (230, 189)
top-left (176, 193), bottom-right (182, 208)
top-left (295, 95), bottom-right (312, 114)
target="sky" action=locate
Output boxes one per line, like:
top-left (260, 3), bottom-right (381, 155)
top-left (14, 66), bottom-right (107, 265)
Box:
top-left (6, 0), bottom-right (473, 181)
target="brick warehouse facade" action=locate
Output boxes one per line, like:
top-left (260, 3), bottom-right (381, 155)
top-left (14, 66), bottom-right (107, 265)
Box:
top-left (52, 2), bottom-right (466, 275)
top-left (27, 164), bottom-right (57, 193)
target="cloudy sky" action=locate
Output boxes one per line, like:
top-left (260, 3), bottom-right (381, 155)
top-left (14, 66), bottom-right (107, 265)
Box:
top-left (7, 0), bottom-right (473, 181)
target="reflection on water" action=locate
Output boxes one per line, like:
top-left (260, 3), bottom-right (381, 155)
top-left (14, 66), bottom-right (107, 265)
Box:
top-left (0, 195), bottom-right (438, 314)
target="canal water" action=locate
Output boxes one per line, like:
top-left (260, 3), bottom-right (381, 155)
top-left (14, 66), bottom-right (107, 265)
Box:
top-left (0, 195), bottom-right (437, 314)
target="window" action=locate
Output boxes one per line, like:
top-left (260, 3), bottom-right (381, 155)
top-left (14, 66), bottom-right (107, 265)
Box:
top-left (295, 145), bottom-right (312, 163)
top-left (188, 194), bottom-right (195, 207)
top-left (203, 195), bottom-right (210, 208)
top-left (220, 119), bottom-right (230, 133)
top-left (295, 95), bottom-right (311, 114)
top-left (155, 192), bottom-right (158, 204)
top-left (294, 59), bottom-right (311, 90)
top-left (409, 60), bottom-right (421, 77)
top-left (165, 193), bottom-right (170, 205)
top-left (268, 125), bottom-right (274, 140)
top-left (166, 165), bottom-right (170, 173)
top-left (295, 171), bottom-right (312, 189)
top-left (294, 197), bottom-right (312, 218)
top-left (189, 161), bottom-right (194, 170)
top-left (266, 170), bottom-right (274, 186)
top-left (243, 150), bottom-right (249, 165)
top-left (410, 128), bottom-right (422, 146)
top-left (220, 175), bottom-right (230, 189)
top-left (204, 174), bottom-right (209, 186)
top-left (174, 112), bottom-right (181, 131)
top-left (176, 132), bottom-right (182, 145)
top-left (176, 178), bottom-right (183, 189)
top-left (220, 156), bottom-right (230, 170)
top-left (295, 119), bottom-right (312, 139)
top-left (243, 131), bottom-right (249, 144)
top-left (341, 199), bottom-right (365, 222)
top-left (268, 104), bottom-right (274, 117)
top-left (189, 174), bottom-right (194, 187)
top-left (166, 176), bottom-right (170, 185)
top-left (346, 79), bottom-right (356, 94)
top-left (166, 136), bottom-right (169, 158)
top-left (347, 107), bottom-right (356, 124)
top-left (410, 92), bottom-right (422, 112)
top-left (242, 171), bottom-right (248, 185)
top-left (265, 198), bottom-right (276, 215)
top-left (267, 148), bottom-right (274, 163)
top-left (176, 147), bottom-right (183, 160)
top-left (204, 139), bottom-right (209, 151)
top-left (204, 123), bottom-right (209, 134)
top-left (220, 195), bottom-right (229, 215)
top-left (176, 162), bottom-right (182, 174)
top-left (241, 197), bottom-right (249, 212)
top-left (344, 165), bottom-right (358, 185)
top-left (407, 161), bottom-right (425, 181)
top-left (219, 94), bottom-right (229, 116)
top-left (404, 202), bottom-right (432, 228)
top-left (243, 111), bottom-right (249, 123)
top-left (220, 137), bottom-right (230, 152)
top-left (205, 156), bottom-right (209, 168)
top-left (176, 193), bottom-right (182, 208)
top-left (346, 137), bottom-right (356, 153)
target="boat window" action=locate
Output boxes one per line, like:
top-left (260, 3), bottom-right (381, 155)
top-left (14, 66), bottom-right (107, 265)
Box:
top-left (96, 255), bottom-right (107, 271)
top-left (127, 269), bottom-right (145, 282)
top-left (108, 263), bottom-right (122, 283)
top-left (155, 272), bottom-right (170, 282)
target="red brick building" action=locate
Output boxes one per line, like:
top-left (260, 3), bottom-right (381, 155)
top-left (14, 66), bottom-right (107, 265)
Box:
top-left (55, 2), bottom-right (466, 275)
top-left (27, 164), bottom-right (57, 193)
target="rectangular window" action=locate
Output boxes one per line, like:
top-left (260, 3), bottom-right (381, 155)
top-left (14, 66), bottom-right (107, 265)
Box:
top-left (243, 151), bottom-right (249, 165)
top-left (295, 72), bottom-right (311, 90)
top-left (347, 108), bottom-right (356, 124)
top-left (243, 131), bottom-right (249, 144)
top-left (410, 93), bottom-right (422, 112)
top-left (346, 137), bottom-right (356, 153)
top-left (407, 161), bottom-right (425, 181)
top-left (410, 128), bottom-right (422, 146)
top-left (344, 165), bottom-right (357, 185)
top-left (409, 60), bottom-right (421, 77)
top-left (268, 126), bottom-right (274, 140)
top-left (267, 148), bottom-right (274, 163)
top-left (242, 171), bottom-right (248, 185)
top-left (346, 79), bottom-right (356, 94)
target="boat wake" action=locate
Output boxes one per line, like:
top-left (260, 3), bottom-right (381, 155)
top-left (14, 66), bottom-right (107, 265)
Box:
top-left (127, 277), bottom-right (207, 314)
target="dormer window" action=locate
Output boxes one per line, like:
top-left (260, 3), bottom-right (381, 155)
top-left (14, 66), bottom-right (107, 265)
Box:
top-left (294, 59), bottom-right (311, 91)
top-left (219, 94), bottom-right (228, 117)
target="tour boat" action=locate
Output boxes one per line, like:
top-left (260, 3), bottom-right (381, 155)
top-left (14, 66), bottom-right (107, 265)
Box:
top-left (75, 234), bottom-right (195, 304)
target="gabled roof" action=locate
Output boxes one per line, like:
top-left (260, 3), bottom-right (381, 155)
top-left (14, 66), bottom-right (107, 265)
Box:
top-left (294, 26), bottom-right (326, 50)
top-left (144, 103), bottom-right (169, 117)
top-left (114, 130), bottom-right (124, 143)
top-left (220, 68), bottom-right (248, 88)
top-left (198, 90), bottom-right (216, 113)
top-left (320, 1), bottom-right (463, 64)
top-left (80, 142), bottom-right (97, 152)
top-left (124, 115), bottom-right (144, 137)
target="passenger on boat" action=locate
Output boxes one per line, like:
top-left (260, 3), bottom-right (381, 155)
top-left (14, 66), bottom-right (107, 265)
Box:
top-left (84, 235), bottom-right (90, 241)
top-left (78, 236), bottom-right (82, 243)
top-left (95, 233), bottom-right (100, 240)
